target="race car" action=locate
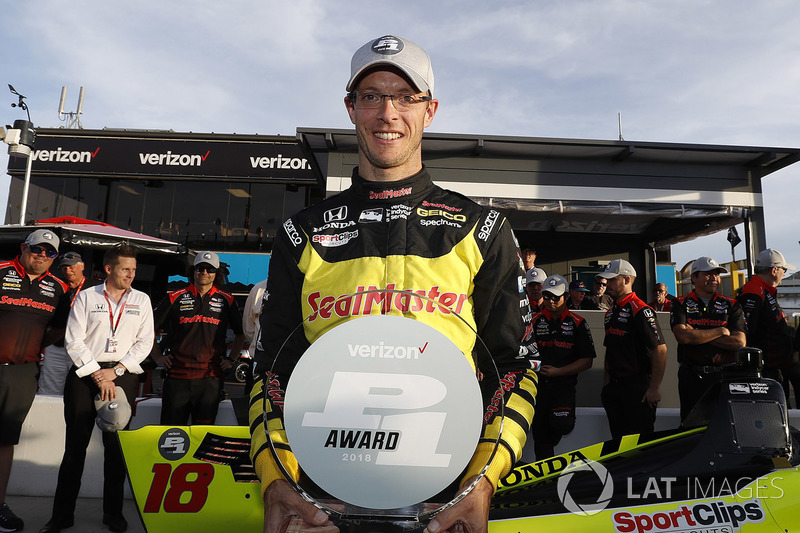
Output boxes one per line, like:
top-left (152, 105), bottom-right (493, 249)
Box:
top-left (120, 350), bottom-right (799, 532)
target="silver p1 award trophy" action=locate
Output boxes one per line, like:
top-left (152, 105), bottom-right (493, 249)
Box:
top-left (261, 290), bottom-right (505, 532)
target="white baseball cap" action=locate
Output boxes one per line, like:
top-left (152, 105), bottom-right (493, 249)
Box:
top-left (94, 387), bottom-right (132, 432)
top-left (347, 35), bottom-right (434, 95)
top-left (25, 229), bottom-right (60, 252)
top-left (193, 251), bottom-right (220, 269)
top-left (525, 267), bottom-right (547, 285)
top-left (755, 249), bottom-right (795, 271)
top-left (691, 256), bottom-right (728, 274)
top-left (541, 275), bottom-right (568, 297)
top-left (596, 258), bottom-right (637, 279)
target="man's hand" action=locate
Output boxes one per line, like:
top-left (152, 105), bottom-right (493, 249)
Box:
top-left (92, 369), bottom-right (117, 400)
top-left (538, 365), bottom-right (558, 378)
top-left (424, 476), bottom-right (493, 533)
top-left (263, 479), bottom-right (338, 533)
top-left (221, 358), bottom-right (234, 371)
top-left (161, 354), bottom-right (174, 370)
top-left (641, 386), bottom-right (661, 408)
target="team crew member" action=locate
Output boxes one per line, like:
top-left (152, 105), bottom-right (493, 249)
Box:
top-left (39, 252), bottom-right (101, 395)
top-left (649, 283), bottom-right (677, 312)
top-left (586, 276), bottom-right (613, 311)
top-left (525, 267), bottom-right (547, 313)
top-left (153, 251), bottom-right (244, 425)
top-left (598, 259), bottom-right (667, 439)
top-left (529, 275), bottom-right (595, 459)
top-left (0, 230), bottom-right (67, 533)
top-left (249, 35), bottom-right (537, 533)
top-left (671, 257), bottom-right (746, 421)
top-left (736, 249), bottom-right (795, 382)
top-left (41, 245), bottom-right (154, 533)
top-left (566, 280), bottom-right (599, 310)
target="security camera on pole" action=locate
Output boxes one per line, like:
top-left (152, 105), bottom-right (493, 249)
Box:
top-left (2, 84), bottom-right (36, 225)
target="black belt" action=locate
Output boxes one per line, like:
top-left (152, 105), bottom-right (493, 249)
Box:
top-left (682, 363), bottom-right (723, 374)
top-left (98, 361), bottom-right (121, 369)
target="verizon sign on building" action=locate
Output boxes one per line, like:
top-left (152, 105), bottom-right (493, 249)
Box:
top-left (6, 129), bottom-right (320, 183)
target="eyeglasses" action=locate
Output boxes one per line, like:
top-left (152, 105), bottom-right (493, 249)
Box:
top-left (194, 265), bottom-right (217, 274)
top-left (27, 245), bottom-right (58, 258)
top-left (541, 293), bottom-right (563, 301)
top-left (594, 280), bottom-right (607, 287)
top-left (348, 91), bottom-right (432, 109)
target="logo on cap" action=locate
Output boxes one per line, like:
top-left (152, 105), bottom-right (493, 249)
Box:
top-left (549, 279), bottom-right (558, 287)
top-left (203, 253), bottom-right (212, 261)
top-left (373, 36), bottom-right (403, 55)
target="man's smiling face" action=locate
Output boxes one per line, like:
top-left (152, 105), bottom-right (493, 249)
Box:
top-left (345, 68), bottom-right (438, 181)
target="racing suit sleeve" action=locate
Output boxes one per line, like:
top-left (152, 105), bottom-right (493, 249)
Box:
top-left (249, 219), bottom-right (310, 495)
top-left (461, 213), bottom-right (537, 491)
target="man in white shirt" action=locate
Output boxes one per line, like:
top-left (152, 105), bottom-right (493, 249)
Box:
top-left (41, 245), bottom-right (154, 533)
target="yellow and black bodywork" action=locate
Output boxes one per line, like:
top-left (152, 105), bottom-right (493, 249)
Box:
top-left (121, 374), bottom-right (799, 532)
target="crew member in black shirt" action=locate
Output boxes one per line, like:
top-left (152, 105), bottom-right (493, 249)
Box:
top-left (153, 251), bottom-right (245, 425)
top-left (671, 256), bottom-right (746, 421)
top-left (529, 275), bottom-right (595, 459)
top-left (598, 259), bottom-right (667, 439)
top-left (736, 249), bottom-right (795, 382)
top-left (0, 230), bottom-right (68, 532)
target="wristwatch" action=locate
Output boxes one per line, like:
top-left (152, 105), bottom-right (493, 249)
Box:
top-left (114, 366), bottom-right (125, 377)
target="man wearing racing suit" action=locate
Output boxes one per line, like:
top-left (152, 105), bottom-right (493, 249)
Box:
top-left (249, 35), bottom-right (537, 533)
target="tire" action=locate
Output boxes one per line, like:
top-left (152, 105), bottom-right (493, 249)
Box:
top-left (233, 361), bottom-right (249, 384)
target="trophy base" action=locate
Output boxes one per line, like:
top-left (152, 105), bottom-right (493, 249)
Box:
top-left (287, 516), bottom-right (430, 533)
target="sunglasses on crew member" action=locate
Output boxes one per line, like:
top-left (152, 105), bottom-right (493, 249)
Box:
top-left (27, 244), bottom-right (58, 258)
top-left (194, 265), bottom-right (217, 274)
top-left (594, 280), bottom-right (607, 287)
top-left (541, 293), bottom-right (563, 301)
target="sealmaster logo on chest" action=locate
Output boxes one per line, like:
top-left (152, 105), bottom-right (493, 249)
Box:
top-left (307, 284), bottom-right (468, 321)
top-left (369, 187), bottom-right (411, 200)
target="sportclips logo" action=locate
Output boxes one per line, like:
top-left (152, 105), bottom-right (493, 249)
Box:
top-left (612, 500), bottom-right (765, 533)
top-left (31, 146), bottom-right (100, 163)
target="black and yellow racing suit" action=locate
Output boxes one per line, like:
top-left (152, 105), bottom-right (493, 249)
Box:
top-left (249, 166), bottom-right (537, 496)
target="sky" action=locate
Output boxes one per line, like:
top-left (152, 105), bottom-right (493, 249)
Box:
top-left (2, 0), bottom-right (799, 271)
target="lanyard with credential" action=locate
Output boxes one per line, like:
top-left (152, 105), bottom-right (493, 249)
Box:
top-left (68, 277), bottom-right (86, 308)
top-left (103, 289), bottom-right (129, 353)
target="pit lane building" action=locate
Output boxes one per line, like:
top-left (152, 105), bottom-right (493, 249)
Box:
top-left (6, 126), bottom-right (799, 294)
top-left (5, 127), bottom-right (800, 409)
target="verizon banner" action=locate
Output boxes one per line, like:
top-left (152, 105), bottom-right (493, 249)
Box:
top-left (6, 130), bottom-right (318, 182)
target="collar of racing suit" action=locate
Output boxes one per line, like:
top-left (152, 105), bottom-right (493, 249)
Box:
top-left (349, 166), bottom-right (435, 203)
